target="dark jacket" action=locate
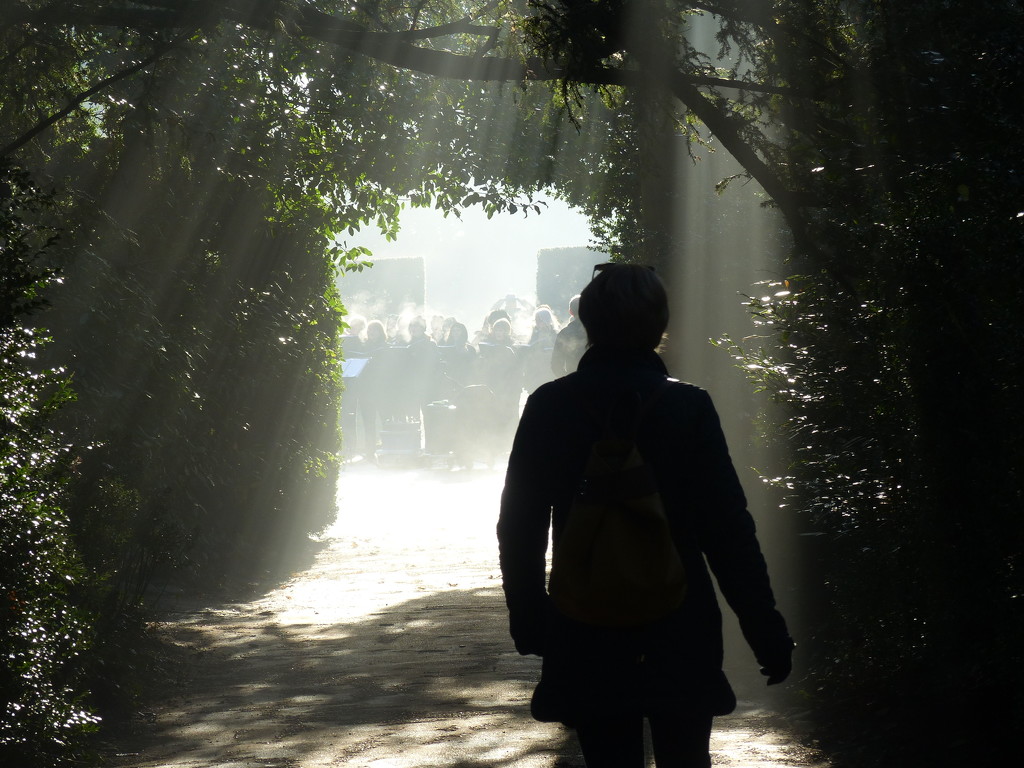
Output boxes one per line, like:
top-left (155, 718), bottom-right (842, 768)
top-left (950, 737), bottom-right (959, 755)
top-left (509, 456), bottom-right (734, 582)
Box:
top-left (497, 345), bottom-right (792, 723)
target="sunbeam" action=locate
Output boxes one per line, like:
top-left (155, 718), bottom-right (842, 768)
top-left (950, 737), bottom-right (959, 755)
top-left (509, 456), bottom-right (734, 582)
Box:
top-left (11, 2), bottom-right (1016, 766)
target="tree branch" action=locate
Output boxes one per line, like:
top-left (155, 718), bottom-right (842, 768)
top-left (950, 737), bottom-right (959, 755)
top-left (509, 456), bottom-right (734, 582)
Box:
top-left (50, 2), bottom-right (803, 95)
top-left (668, 80), bottom-right (808, 238)
top-left (690, 2), bottom-right (774, 26)
top-left (14, 1), bottom-right (814, 226)
top-left (667, 79), bottom-right (860, 293)
top-left (692, 1), bottom-right (850, 72)
top-left (1, 38), bottom-right (179, 159)
top-left (395, 18), bottom-right (495, 40)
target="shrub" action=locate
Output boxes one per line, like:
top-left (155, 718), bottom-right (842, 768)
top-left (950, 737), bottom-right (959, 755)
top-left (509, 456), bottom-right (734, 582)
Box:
top-left (1, 161), bottom-right (98, 765)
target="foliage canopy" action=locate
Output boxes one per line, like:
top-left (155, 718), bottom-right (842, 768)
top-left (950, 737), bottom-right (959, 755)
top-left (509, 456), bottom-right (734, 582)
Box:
top-left (3, 2), bottom-right (1023, 766)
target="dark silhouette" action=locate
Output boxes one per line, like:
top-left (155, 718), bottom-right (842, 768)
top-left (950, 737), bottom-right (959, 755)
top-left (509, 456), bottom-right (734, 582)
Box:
top-left (497, 264), bottom-right (793, 768)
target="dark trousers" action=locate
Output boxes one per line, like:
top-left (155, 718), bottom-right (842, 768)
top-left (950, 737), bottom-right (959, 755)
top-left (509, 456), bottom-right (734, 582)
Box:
top-left (575, 713), bottom-right (713, 768)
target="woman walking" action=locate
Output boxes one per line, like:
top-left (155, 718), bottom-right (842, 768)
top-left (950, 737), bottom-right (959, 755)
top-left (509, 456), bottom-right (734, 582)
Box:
top-left (497, 263), bottom-right (794, 767)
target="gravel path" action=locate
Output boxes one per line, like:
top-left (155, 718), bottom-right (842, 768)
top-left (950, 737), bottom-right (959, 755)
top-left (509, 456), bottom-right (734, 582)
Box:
top-left (103, 462), bottom-right (829, 768)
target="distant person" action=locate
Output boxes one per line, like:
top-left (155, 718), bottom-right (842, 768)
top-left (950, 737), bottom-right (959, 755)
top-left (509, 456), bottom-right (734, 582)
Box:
top-left (340, 314), bottom-right (368, 456)
top-left (529, 306), bottom-right (559, 347)
top-left (489, 316), bottom-right (514, 347)
top-left (550, 294), bottom-right (586, 376)
top-left (440, 321), bottom-right (478, 389)
top-left (430, 314), bottom-right (446, 344)
top-left (478, 316), bottom-right (522, 444)
top-left (356, 320), bottom-right (389, 456)
top-left (341, 314), bottom-right (367, 357)
top-left (406, 315), bottom-right (442, 410)
top-left (498, 263), bottom-right (794, 768)
top-left (407, 314), bottom-right (433, 347)
top-left (492, 294), bottom-right (534, 331)
top-left (440, 315), bottom-right (456, 344)
top-left (385, 314), bottom-right (401, 344)
top-left (524, 306), bottom-right (559, 394)
top-left (364, 319), bottom-right (389, 351)
top-left (474, 308), bottom-right (511, 349)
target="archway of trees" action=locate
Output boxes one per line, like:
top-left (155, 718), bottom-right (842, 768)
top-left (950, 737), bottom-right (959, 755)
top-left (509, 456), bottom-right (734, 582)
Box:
top-left (2, 2), bottom-right (1022, 766)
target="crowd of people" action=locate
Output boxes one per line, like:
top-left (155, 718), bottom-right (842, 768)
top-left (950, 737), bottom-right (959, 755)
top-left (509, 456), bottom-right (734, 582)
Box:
top-left (340, 296), bottom-right (587, 464)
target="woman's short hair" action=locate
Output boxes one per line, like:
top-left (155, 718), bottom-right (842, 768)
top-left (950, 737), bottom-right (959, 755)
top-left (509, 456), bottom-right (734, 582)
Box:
top-left (578, 264), bottom-right (669, 351)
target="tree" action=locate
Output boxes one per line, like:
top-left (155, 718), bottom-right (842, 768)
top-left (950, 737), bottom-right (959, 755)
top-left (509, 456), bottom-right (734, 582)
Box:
top-left (712, 4), bottom-right (1024, 764)
top-left (2, 1), bottom-right (802, 262)
top-left (0, 159), bottom-right (99, 767)
top-left (5, 2), bottom-right (1022, 765)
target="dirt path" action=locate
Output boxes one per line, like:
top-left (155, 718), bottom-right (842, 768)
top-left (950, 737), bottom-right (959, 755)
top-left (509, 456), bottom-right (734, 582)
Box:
top-left (103, 462), bottom-right (829, 768)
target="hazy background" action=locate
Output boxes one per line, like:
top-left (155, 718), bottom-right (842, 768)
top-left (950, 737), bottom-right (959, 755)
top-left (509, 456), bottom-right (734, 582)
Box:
top-left (340, 196), bottom-right (594, 332)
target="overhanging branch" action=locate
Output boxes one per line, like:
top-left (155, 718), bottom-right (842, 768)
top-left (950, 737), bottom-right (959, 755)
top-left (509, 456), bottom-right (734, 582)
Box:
top-left (668, 80), bottom-right (810, 243)
top-left (49, 1), bottom-right (801, 94)
top-left (1, 38), bottom-right (181, 159)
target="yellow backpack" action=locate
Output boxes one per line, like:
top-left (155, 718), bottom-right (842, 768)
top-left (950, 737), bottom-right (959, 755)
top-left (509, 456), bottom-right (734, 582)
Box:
top-left (548, 383), bottom-right (687, 627)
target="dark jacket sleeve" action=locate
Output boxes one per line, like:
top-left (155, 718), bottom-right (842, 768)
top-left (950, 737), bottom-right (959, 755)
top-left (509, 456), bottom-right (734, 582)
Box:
top-left (688, 390), bottom-right (794, 669)
top-left (497, 393), bottom-right (555, 655)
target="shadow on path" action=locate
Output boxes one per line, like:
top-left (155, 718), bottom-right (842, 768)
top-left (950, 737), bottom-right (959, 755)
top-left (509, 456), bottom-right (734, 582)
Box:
top-left (105, 585), bottom-right (574, 767)
top-left (100, 463), bottom-right (828, 768)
